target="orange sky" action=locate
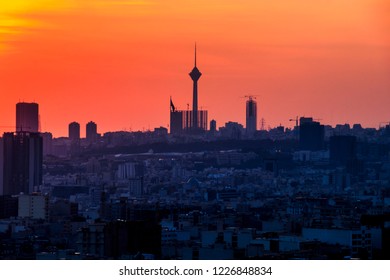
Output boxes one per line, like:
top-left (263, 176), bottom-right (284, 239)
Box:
top-left (0, 0), bottom-right (389, 137)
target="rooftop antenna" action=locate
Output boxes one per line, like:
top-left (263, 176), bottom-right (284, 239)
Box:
top-left (260, 118), bottom-right (266, 131)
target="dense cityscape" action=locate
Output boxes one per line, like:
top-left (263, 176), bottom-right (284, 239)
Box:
top-left (1, 48), bottom-right (389, 260)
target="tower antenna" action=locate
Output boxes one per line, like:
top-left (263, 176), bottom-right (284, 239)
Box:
top-left (194, 42), bottom-right (197, 67)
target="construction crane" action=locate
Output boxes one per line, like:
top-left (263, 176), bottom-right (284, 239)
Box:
top-left (289, 116), bottom-right (299, 128)
top-left (290, 117), bottom-right (323, 127)
top-left (241, 95), bottom-right (259, 101)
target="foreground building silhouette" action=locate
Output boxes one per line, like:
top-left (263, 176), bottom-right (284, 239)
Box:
top-left (0, 132), bottom-right (43, 195)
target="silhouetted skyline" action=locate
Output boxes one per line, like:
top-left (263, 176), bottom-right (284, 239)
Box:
top-left (0, 1), bottom-right (389, 137)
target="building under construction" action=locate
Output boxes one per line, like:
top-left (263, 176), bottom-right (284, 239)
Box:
top-left (170, 99), bottom-right (208, 135)
top-left (245, 96), bottom-right (257, 138)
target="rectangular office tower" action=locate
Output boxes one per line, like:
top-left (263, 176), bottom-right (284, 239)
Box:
top-left (16, 102), bottom-right (39, 132)
top-left (0, 132), bottom-right (43, 195)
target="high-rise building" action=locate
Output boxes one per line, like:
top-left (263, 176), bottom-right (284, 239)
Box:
top-left (170, 97), bottom-right (184, 134)
top-left (210, 119), bottom-right (217, 133)
top-left (299, 117), bottom-right (325, 151)
top-left (245, 96), bottom-right (257, 137)
top-left (41, 132), bottom-right (53, 156)
top-left (69, 122), bottom-right (81, 141)
top-left (0, 132), bottom-right (43, 195)
top-left (16, 102), bottom-right (39, 132)
top-left (86, 121), bottom-right (98, 143)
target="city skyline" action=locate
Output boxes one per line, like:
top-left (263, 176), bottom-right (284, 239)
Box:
top-left (0, 0), bottom-right (389, 137)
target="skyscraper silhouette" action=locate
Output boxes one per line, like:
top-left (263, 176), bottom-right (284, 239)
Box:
top-left (210, 119), bottom-right (217, 133)
top-left (69, 122), bottom-right (81, 141)
top-left (86, 121), bottom-right (98, 143)
top-left (16, 102), bottom-right (39, 132)
top-left (246, 96), bottom-right (257, 137)
top-left (0, 132), bottom-right (43, 195)
top-left (189, 44), bottom-right (202, 130)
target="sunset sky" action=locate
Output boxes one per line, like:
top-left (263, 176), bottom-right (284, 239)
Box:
top-left (0, 0), bottom-right (389, 137)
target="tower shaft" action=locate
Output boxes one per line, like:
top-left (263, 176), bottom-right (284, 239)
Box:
top-left (192, 79), bottom-right (198, 128)
top-left (189, 44), bottom-right (202, 130)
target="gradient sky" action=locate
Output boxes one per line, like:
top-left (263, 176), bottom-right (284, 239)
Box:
top-left (0, 0), bottom-right (389, 137)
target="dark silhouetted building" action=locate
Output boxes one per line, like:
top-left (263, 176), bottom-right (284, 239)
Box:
top-left (330, 135), bottom-right (357, 164)
top-left (384, 124), bottom-right (390, 136)
top-left (41, 132), bottom-right (53, 156)
top-left (299, 117), bottom-right (325, 151)
top-left (0, 132), bottom-right (43, 195)
top-left (210, 119), bottom-right (217, 133)
top-left (246, 96), bottom-right (257, 137)
top-left (69, 122), bottom-right (81, 155)
top-left (0, 195), bottom-right (18, 219)
top-left (220, 122), bottom-right (244, 140)
top-left (78, 220), bottom-right (161, 259)
top-left (16, 102), bottom-right (39, 132)
top-left (330, 135), bottom-right (361, 174)
top-left (86, 121), bottom-right (98, 143)
top-left (170, 111), bottom-right (183, 134)
top-left (170, 97), bottom-right (184, 134)
top-left (69, 122), bottom-right (80, 141)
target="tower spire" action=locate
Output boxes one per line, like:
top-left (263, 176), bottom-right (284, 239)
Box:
top-left (194, 42), bottom-right (197, 67)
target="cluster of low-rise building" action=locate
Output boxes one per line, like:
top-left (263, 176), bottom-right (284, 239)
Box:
top-left (0, 122), bottom-right (389, 259)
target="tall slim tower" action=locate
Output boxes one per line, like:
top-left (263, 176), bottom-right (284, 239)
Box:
top-left (189, 44), bottom-right (202, 130)
top-left (246, 96), bottom-right (257, 137)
